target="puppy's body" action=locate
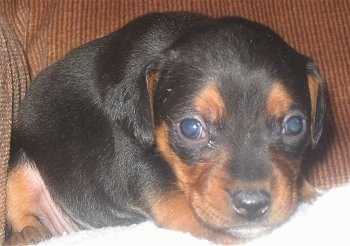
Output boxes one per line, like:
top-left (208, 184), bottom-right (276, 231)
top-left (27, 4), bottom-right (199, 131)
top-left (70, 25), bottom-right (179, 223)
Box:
top-left (8, 12), bottom-right (197, 232)
top-left (6, 12), bottom-right (325, 244)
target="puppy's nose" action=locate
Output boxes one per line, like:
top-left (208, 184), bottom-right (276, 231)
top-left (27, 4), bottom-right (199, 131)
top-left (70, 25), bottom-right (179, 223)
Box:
top-left (232, 191), bottom-right (270, 220)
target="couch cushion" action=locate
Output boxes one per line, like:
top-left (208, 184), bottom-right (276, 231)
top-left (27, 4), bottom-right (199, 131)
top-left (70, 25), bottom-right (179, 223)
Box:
top-left (0, 15), bottom-right (29, 243)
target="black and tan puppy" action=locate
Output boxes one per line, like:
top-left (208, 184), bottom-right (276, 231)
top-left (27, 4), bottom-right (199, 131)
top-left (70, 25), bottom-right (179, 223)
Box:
top-left (5, 12), bottom-right (325, 245)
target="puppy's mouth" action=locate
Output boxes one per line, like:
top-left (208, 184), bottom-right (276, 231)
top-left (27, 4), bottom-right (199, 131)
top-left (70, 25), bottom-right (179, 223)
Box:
top-left (227, 226), bottom-right (273, 239)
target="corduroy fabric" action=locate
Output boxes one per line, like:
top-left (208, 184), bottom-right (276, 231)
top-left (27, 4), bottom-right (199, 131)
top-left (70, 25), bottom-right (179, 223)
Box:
top-left (0, 16), bottom-right (29, 243)
top-left (0, 0), bottom-right (349, 243)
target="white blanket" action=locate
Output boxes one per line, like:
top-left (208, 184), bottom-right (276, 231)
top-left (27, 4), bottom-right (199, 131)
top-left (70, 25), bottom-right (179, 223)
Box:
top-left (39, 183), bottom-right (350, 246)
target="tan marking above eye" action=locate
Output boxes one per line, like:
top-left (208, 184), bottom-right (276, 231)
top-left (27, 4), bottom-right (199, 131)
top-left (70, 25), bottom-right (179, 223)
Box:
top-left (266, 83), bottom-right (294, 119)
top-left (193, 84), bottom-right (226, 123)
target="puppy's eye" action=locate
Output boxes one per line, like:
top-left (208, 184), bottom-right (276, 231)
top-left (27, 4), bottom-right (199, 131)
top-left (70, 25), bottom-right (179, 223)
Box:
top-left (283, 116), bottom-right (304, 135)
top-left (179, 118), bottom-right (203, 140)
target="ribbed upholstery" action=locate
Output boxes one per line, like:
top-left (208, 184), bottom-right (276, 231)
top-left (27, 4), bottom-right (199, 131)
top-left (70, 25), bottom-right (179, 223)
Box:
top-left (0, 0), bottom-right (349, 243)
top-left (0, 15), bottom-right (29, 243)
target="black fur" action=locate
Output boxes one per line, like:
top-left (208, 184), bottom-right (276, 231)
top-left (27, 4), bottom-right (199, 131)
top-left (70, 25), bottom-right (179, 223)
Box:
top-left (9, 11), bottom-right (325, 235)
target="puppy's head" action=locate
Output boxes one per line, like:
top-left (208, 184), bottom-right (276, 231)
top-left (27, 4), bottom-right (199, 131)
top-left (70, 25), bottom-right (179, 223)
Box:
top-left (147, 18), bottom-right (325, 239)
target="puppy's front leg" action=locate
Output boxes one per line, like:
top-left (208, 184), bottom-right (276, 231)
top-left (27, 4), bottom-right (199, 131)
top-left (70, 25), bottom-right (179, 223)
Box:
top-left (5, 166), bottom-right (53, 245)
top-left (5, 163), bottom-right (78, 245)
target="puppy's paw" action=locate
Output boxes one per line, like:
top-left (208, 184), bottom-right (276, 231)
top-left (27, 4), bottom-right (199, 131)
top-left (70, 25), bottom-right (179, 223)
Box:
top-left (5, 226), bottom-right (52, 245)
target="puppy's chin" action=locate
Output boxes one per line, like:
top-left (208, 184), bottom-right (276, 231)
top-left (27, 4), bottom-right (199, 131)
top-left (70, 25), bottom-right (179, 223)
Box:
top-left (227, 226), bottom-right (273, 239)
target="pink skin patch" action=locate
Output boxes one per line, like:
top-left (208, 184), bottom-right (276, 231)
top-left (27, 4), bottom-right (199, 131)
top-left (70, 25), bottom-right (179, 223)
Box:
top-left (6, 162), bottom-right (79, 236)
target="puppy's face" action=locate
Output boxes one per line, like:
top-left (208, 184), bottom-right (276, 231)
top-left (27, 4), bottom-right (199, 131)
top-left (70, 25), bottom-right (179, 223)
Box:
top-left (148, 18), bottom-right (325, 239)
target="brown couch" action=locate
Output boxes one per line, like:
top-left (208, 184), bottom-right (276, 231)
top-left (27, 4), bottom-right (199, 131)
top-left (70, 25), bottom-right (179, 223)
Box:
top-left (0, 0), bottom-right (349, 243)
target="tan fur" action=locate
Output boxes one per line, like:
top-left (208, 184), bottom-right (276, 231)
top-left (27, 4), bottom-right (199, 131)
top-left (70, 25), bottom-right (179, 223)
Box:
top-left (307, 75), bottom-right (319, 134)
top-left (194, 84), bottom-right (226, 123)
top-left (266, 83), bottom-right (293, 119)
top-left (6, 166), bottom-right (44, 233)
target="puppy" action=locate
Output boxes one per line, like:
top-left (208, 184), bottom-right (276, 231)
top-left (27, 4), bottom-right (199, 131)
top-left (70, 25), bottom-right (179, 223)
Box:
top-left (5, 11), bottom-right (326, 245)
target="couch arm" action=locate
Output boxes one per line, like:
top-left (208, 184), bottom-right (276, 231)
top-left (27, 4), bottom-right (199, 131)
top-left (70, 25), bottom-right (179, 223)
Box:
top-left (0, 16), bottom-right (29, 243)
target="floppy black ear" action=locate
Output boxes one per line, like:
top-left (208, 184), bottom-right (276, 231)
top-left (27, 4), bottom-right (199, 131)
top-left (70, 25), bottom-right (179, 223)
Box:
top-left (122, 62), bottom-right (158, 149)
top-left (130, 61), bottom-right (160, 148)
top-left (145, 61), bottom-right (160, 127)
top-left (306, 61), bottom-right (327, 147)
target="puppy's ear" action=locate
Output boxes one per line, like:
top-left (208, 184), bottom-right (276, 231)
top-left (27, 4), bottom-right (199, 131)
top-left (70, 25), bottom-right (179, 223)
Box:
top-left (145, 61), bottom-right (160, 125)
top-left (306, 61), bottom-right (327, 148)
top-left (127, 61), bottom-right (159, 148)
top-left (131, 61), bottom-right (159, 148)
